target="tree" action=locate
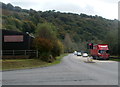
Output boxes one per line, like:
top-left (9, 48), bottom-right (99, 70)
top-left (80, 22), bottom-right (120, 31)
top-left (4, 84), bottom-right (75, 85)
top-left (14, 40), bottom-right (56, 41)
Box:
top-left (5, 25), bottom-right (19, 31)
top-left (34, 22), bottom-right (64, 62)
top-left (7, 3), bottom-right (14, 10)
top-left (22, 21), bottom-right (36, 33)
top-left (14, 6), bottom-right (22, 12)
top-left (64, 33), bottom-right (73, 52)
top-left (51, 40), bottom-right (64, 57)
top-left (104, 29), bottom-right (118, 55)
top-left (35, 23), bottom-right (57, 40)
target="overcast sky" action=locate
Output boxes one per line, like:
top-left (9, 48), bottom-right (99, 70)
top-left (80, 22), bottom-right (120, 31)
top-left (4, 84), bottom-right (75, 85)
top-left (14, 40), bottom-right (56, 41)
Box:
top-left (2, 0), bottom-right (119, 20)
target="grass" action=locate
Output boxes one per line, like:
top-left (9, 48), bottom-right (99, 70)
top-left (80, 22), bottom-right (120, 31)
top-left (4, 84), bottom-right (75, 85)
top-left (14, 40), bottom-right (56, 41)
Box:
top-left (52, 53), bottom-right (68, 64)
top-left (1, 53), bottom-right (68, 71)
top-left (109, 59), bottom-right (120, 62)
top-left (109, 55), bottom-right (120, 62)
top-left (110, 55), bottom-right (120, 58)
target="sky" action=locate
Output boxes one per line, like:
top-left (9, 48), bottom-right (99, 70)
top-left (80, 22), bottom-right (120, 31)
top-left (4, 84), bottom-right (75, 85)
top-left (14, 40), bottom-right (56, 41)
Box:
top-left (2, 0), bottom-right (119, 20)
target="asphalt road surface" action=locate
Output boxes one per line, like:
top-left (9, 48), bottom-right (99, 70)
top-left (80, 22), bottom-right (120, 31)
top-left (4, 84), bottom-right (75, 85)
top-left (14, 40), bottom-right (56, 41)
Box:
top-left (2, 54), bottom-right (118, 85)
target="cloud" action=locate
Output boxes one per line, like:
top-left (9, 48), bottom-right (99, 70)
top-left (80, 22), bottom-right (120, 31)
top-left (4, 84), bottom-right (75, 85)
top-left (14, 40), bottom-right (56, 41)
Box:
top-left (119, 1), bottom-right (120, 20)
top-left (42, 2), bottom-right (83, 13)
top-left (99, 0), bottom-right (118, 4)
top-left (2, 0), bottom-right (118, 19)
top-left (83, 5), bottom-right (96, 15)
top-left (11, 1), bottom-right (41, 9)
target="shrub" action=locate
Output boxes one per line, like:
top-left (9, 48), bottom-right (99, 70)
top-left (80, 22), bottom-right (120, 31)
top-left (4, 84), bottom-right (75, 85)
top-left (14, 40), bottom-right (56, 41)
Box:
top-left (34, 37), bottom-right (54, 62)
top-left (51, 40), bottom-right (64, 58)
top-left (34, 22), bottom-right (64, 62)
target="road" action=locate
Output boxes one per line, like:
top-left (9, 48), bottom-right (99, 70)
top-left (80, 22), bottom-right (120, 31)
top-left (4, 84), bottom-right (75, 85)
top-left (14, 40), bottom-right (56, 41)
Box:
top-left (2, 54), bottom-right (118, 85)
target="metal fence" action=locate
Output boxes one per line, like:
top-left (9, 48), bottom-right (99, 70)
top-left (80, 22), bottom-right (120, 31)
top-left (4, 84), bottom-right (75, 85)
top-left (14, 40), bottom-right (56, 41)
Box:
top-left (1, 50), bottom-right (38, 58)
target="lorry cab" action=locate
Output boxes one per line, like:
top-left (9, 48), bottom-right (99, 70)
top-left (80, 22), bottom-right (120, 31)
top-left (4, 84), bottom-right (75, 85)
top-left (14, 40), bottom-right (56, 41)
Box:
top-left (91, 44), bottom-right (110, 60)
top-left (98, 50), bottom-right (110, 59)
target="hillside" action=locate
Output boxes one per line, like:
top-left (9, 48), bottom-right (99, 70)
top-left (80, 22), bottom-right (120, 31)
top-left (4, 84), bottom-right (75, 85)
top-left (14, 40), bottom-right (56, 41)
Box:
top-left (1, 2), bottom-right (118, 54)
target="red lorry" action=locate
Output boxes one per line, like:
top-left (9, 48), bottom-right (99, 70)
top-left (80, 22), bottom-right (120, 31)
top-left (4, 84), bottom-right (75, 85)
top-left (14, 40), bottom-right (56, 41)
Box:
top-left (90, 44), bottom-right (110, 60)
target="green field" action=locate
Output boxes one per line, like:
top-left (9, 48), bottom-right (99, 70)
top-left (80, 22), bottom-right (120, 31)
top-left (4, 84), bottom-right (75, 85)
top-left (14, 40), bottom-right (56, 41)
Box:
top-left (1, 54), bottom-right (68, 71)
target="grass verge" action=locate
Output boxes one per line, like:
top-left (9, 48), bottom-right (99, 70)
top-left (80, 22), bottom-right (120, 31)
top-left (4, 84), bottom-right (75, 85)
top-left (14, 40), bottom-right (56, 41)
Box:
top-left (109, 56), bottom-right (120, 62)
top-left (109, 59), bottom-right (120, 62)
top-left (1, 53), bottom-right (68, 71)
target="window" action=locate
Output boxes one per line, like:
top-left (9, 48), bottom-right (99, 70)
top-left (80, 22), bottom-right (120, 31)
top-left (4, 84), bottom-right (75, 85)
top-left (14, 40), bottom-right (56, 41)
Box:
top-left (98, 50), bottom-right (109, 54)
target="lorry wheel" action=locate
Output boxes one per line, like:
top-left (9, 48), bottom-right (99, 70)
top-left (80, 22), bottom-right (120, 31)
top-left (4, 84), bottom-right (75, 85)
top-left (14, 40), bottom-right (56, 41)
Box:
top-left (96, 57), bottom-right (97, 60)
top-left (96, 56), bottom-right (99, 60)
top-left (92, 56), bottom-right (95, 59)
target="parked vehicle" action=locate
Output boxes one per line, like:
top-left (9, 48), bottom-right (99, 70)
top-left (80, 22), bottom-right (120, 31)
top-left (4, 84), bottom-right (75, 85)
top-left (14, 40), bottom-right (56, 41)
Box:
top-left (90, 44), bottom-right (110, 60)
top-left (74, 51), bottom-right (77, 55)
top-left (82, 52), bottom-right (88, 57)
top-left (77, 52), bottom-right (82, 56)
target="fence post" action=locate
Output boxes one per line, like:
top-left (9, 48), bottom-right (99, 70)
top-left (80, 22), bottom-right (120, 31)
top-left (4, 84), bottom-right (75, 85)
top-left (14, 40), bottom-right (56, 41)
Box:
top-left (25, 50), bottom-right (26, 55)
top-left (1, 50), bottom-right (2, 56)
top-left (36, 50), bottom-right (38, 58)
top-left (0, 50), bottom-right (2, 59)
top-left (13, 50), bottom-right (14, 55)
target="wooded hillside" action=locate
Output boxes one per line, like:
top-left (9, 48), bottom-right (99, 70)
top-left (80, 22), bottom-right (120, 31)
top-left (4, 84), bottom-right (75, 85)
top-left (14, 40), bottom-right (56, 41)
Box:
top-left (1, 2), bottom-right (118, 55)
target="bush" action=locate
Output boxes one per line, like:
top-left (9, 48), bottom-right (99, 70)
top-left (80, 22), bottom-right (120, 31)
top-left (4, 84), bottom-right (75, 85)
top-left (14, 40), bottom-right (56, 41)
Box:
top-left (34, 38), bottom-right (64, 62)
top-left (51, 40), bottom-right (64, 58)
top-left (34, 37), bottom-right (54, 62)
top-left (39, 53), bottom-right (54, 62)
top-left (34, 22), bottom-right (64, 62)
